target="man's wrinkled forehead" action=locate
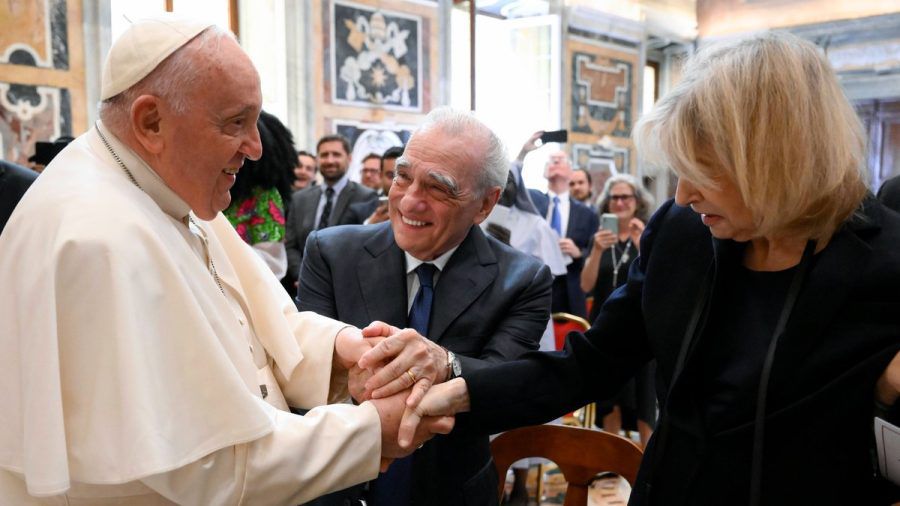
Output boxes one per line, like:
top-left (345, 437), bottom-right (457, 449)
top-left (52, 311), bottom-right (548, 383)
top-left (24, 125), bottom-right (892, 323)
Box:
top-left (549, 153), bottom-right (567, 164)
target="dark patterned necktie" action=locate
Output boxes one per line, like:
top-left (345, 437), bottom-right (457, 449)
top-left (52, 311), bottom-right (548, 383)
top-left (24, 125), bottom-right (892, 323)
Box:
top-left (318, 187), bottom-right (334, 230)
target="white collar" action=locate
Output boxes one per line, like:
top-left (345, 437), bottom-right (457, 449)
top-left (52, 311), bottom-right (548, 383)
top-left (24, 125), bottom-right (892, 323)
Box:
top-left (95, 121), bottom-right (191, 221)
top-left (404, 244), bottom-right (460, 276)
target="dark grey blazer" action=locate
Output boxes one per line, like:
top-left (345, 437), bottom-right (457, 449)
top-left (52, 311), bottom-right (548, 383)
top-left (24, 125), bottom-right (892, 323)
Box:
top-left (344, 198), bottom-right (380, 225)
top-left (0, 160), bottom-right (38, 236)
top-left (297, 221), bottom-right (552, 506)
top-left (284, 180), bottom-right (376, 288)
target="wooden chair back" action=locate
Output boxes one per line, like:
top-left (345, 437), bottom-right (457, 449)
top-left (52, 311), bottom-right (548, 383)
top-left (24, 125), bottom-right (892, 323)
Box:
top-left (491, 424), bottom-right (643, 506)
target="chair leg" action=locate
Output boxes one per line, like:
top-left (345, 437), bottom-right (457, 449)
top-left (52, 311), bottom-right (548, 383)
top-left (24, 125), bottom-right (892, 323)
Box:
top-left (536, 463), bottom-right (544, 504)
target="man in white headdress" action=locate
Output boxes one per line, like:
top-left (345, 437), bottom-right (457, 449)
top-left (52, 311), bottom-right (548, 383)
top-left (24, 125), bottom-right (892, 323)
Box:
top-left (0, 14), bottom-right (450, 505)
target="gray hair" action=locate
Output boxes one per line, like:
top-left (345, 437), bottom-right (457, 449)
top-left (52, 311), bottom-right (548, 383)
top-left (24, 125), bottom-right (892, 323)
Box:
top-left (596, 173), bottom-right (655, 222)
top-left (415, 107), bottom-right (509, 197)
top-left (99, 25), bottom-right (234, 133)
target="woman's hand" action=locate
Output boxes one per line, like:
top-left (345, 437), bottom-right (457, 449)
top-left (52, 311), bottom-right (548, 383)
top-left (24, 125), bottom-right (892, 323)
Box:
top-left (397, 378), bottom-right (471, 448)
top-left (628, 218), bottom-right (645, 249)
top-left (592, 229), bottom-right (617, 251)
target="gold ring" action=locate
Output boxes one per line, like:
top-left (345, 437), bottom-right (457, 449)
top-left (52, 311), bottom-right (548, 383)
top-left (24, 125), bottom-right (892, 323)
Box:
top-left (406, 369), bottom-right (417, 385)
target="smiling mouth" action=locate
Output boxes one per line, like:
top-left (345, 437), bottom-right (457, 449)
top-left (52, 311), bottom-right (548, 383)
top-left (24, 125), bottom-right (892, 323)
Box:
top-left (401, 215), bottom-right (429, 227)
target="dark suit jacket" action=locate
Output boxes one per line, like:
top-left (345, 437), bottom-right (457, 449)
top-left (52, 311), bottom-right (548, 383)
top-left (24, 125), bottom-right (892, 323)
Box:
top-left (463, 198), bottom-right (900, 505)
top-left (298, 222), bottom-right (552, 506)
top-left (0, 161), bottom-right (38, 236)
top-left (285, 181), bottom-right (376, 287)
top-left (877, 174), bottom-right (900, 213)
top-left (529, 189), bottom-right (599, 317)
top-left (345, 198), bottom-right (381, 225)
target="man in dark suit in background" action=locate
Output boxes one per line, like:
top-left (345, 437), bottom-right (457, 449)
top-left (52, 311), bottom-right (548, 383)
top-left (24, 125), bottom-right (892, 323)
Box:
top-left (877, 174), bottom-right (900, 213)
top-left (297, 108), bottom-right (552, 506)
top-left (527, 149), bottom-right (598, 318)
top-left (346, 145), bottom-right (403, 225)
top-left (285, 134), bottom-right (376, 294)
top-left (0, 160), bottom-right (38, 235)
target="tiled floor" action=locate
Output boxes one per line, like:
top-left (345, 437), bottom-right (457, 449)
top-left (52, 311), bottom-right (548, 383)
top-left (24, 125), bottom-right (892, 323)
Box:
top-left (501, 465), bottom-right (631, 505)
top-left (588, 474), bottom-right (631, 506)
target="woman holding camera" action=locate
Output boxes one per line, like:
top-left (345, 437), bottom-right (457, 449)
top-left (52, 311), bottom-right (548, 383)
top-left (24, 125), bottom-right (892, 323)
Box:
top-left (390, 31), bottom-right (900, 504)
top-left (580, 174), bottom-right (656, 445)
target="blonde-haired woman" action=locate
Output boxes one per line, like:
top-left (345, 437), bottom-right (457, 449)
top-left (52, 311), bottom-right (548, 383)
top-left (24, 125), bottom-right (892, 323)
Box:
top-left (398, 31), bottom-right (900, 504)
top-left (581, 173), bottom-right (656, 445)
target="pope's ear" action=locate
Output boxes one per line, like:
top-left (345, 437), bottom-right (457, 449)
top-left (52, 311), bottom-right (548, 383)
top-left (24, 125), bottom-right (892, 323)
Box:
top-left (130, 95), bottom-right (164, 154)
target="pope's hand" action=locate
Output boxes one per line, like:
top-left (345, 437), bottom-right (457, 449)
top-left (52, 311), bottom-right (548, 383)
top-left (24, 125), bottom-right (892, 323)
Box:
top-left (358, 321), bottom-right (448, 408)
top-left (334, 326), bottom-right (385, 371)
top-left (369, 389), bottom-right (455, 459)
top-left (398, 378), bottom-right (470, 449)
top-left (349, 365), bottom-right (373, 403)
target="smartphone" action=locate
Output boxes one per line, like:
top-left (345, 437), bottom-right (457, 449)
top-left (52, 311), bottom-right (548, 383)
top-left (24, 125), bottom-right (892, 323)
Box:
top-left (540, 129), bottom-right (568, 144)
top-left (600, 213), bottom-right (619, 235)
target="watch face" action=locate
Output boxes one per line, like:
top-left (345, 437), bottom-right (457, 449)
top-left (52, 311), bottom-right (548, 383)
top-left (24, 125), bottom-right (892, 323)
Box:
top-left (451, 357), bottom-right (462, 378)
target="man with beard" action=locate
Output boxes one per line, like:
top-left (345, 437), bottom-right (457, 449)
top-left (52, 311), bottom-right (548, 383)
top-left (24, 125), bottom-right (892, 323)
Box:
top-left (286, 134), bottom-right (377, 294)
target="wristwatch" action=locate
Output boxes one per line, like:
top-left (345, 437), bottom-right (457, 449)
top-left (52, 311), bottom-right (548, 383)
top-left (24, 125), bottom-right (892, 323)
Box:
top-left (446, 350), bottom-right (462, 380)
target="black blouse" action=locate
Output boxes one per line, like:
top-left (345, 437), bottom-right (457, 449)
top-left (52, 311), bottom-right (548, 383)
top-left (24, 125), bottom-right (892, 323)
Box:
top-left (588, 238), bottom-right (637, 322)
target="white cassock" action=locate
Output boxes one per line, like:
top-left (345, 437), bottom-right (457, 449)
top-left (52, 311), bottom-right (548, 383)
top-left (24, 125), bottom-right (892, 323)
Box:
top-left (0, 122), bottom-right (381, 505)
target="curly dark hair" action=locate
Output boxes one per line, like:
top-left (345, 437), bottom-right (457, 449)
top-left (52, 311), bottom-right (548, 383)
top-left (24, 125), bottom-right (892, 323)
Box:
top-left (229, 110), bottom-right (295, 206)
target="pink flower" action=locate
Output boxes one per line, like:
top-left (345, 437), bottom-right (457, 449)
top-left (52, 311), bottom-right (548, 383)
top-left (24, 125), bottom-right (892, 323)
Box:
top-left (238, 197), bottom-right (256, 215)
top-left (269, 200), bottom-right (286, 224)
top-left (236, 223), bottom-right (249, 242)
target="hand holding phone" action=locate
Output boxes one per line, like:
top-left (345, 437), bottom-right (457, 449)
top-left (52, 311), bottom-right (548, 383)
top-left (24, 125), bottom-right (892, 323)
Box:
top-left (540, 129), bottom-right (568, 144)
top-left (600, 213), bottom-right (619, 235)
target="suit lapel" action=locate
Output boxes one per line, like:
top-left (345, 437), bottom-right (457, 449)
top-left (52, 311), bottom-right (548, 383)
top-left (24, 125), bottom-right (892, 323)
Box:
top-left (429, 226), bottom-right (498, 342)
top-left (358, 223), bottom-right (408, 327)
top-left (301, 187), bottom-right (321, 232)
top-left (566, 197), bottom-right (579, 236)
top-left (330, 182), bottom-right (355, 226)
top-left (531, 190), bottom-right (549, 217)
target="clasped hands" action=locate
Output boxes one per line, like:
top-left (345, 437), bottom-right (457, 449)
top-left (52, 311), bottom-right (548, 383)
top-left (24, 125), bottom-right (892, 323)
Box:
top-left (334, 322), bottom-right (467, 471)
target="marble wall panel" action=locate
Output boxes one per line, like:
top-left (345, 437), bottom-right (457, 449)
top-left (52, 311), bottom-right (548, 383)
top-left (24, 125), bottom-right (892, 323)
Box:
top-left (0, 82), bottom-right (71, 165)
top-left (565, 27), bottom-right (641, 175)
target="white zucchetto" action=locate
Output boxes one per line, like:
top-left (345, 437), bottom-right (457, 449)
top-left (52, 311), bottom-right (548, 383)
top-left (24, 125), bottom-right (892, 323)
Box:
top-left (100, 13), bottom-right (214, 101)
